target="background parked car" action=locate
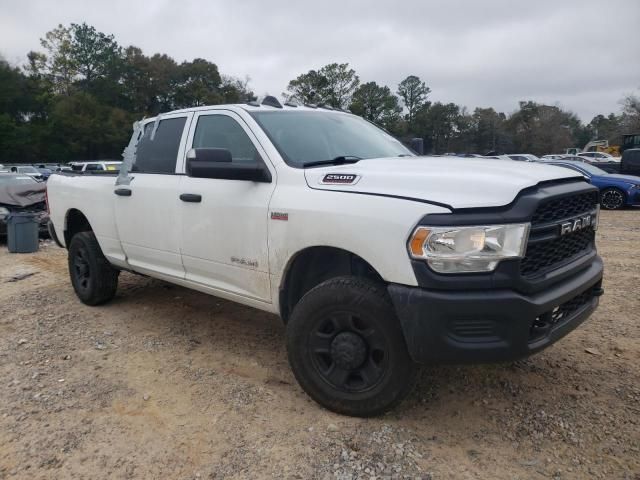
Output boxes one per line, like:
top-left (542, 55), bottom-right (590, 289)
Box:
top-left (577, 151), bottom-right (620, 163)
top-left (0, 173), bottom-right (49, 236)
top-left (34, 167), bottom-right (53, 180)
top-left (70, 161), bottom-right (122, 173)
top-left (620, 148), bottom-right (640, 177)
top-left (546, 160), bottom-right (640, 210)
top-left (507, 154), bottom-right (539, 161)
top-left (8, 165), bottom-right (44, 181)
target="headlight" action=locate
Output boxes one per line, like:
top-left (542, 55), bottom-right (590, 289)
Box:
top-left (0, 207), bottom-right (9, 220)
top-left (408, 223), bottom-right (530, 273)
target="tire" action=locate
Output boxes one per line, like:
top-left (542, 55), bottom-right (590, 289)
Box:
top-left (286, 276), bottom-right (416, 417)
top-left (600, 188), bottom-right (626, 210)
top-left (68, 231), bottom-right (119, 306)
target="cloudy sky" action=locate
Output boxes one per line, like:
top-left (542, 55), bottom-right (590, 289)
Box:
top-left (1, 0), bottom-right (638, 121)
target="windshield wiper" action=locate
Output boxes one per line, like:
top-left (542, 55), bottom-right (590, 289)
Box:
top-left (303, 156), bottom-right (362, 168)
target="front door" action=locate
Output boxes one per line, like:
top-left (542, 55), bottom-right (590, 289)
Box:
top-left (178, 110), bottom-right (276, 301)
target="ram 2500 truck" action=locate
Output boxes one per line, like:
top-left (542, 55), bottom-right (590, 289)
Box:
top-left (46, 97), bottom-right (604, 416)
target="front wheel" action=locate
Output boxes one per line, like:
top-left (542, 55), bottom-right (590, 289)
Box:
top-left (286, 276), bottom-right (416, 417)
top-left (68, 231), bottom-right (119, 305)
top-left (600, 188), bottom-right (625, 210)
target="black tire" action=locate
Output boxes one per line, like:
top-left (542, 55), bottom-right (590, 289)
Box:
top-left (600, 188), bottom-right (626, 210)
top-left (286, 276), bottom-right (416, 417)
top-left (68, 231), bottom-right (118, 306)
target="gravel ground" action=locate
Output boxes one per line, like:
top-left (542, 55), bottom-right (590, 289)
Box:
top-left (0, 210), bottom-right (638, 479)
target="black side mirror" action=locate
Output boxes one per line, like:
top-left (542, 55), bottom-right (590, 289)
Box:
top-left (186, 148), bottom-right (271, 183)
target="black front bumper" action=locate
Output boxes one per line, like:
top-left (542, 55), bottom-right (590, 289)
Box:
top-left (388, 256), bottom-right (603, 364)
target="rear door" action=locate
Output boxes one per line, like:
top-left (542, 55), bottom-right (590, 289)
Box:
top-left (178, 110), bottom-right (276, 301)
top-left (114, 113), bottom-right (192, 278)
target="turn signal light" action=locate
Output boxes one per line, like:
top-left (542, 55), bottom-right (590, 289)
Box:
top-left (409, 227), bottom-right (430, 257)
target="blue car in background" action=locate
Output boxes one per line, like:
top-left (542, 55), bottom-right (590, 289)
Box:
top-left (546, 160), bottom-right (640, 210)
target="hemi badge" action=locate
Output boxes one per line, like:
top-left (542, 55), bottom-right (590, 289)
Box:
top-left (321, 173), bottom-right (359, 185)
top-left (271, 212), bottom-right (288, 221)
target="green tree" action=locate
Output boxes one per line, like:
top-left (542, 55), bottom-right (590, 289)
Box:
top-left (30, 24), bottom-right (77, 95)
top-left (220, 74), bottom-right (254, 103)
top-left (505, 101), bottom-right (580, 155)
top-left (415, 102), bottom-right (461, 154)
top-left (285, 63), bottom-right (359, 108)
top-left (285, 69), bottom-right (328, 104)
top-left (349, 81), bottom-right (402, 131)
top-left (469, 107), bottom-right (508, 153)
top-left (620, 92), bottom-right (640, 134)
top-left (0, 57), bottom-right (47, 163)
top-left (319, 63), bottom-right (359, 109)
top-left (172, 58), bottom-right (223, 108)
top-left (397, 75), bottom-right (430, 131)
top-left (47, 92), bottom-right (131, 160)
top-left (69, 23), bottom-right (122, 85)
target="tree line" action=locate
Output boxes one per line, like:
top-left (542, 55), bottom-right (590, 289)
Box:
top-left (284, 63), bottom-right (640, 156)
top-left (1, 23), bottom-right (639, 163)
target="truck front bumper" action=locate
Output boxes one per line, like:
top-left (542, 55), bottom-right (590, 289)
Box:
top-left (388, 256), bottom-right (603, 364)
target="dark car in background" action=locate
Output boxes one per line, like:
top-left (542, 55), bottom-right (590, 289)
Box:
top-left (572, 155), bottom-right (621, 174)
top-left (0, 174), bottom-right (49, 236)
top-left (621, 148), bottom-right (640, 177)
top-left (35, 167), bottom-right (53, 180)
top-left (545, 160), bottom-right (640, 210)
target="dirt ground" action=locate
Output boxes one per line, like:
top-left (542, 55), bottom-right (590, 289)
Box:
top-left (0, 211), bottom-right (638, 480)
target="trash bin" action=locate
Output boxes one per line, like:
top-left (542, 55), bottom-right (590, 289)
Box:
top-left (6, 212), bottom-right (39, 253)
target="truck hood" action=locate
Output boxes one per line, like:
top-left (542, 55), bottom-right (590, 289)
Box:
top-left (304, 156), bottom-right (585, 209)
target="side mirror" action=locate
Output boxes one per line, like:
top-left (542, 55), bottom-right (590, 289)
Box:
top-left (186, 148), bottom-right (271, 183)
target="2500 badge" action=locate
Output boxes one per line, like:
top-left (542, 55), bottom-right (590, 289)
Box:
top-left (321, 173), bottom-right (359, 185)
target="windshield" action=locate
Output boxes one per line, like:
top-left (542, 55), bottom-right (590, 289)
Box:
top-left (250, 111), bottom-right (412, 167)
top-left (0, 175), bottom-right (37, 185)
top-left (556, 162), bottom-right (606, 176)
top-left (17, 166), bottom-right (39, 173)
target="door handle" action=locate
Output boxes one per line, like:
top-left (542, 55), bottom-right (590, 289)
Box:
top-left (180, 193), bottom-right (202, 203)
top-left (114, 188), bottom-right (132, 196)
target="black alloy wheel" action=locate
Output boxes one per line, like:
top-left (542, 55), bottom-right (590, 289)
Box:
top-left (286, 276), bottom-right (416, 417)
top-left (600, 188), bottom-right (625, 210)
top-left (309, 311), bottom-right (388, 393)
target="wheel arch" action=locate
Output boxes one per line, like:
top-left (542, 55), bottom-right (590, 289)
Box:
top-left (278, 246), bottom-right (385, 323)
top-left (64, 208), bottom-right (93, 248)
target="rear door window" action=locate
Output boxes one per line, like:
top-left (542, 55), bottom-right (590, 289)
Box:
top-left (135, 117), bottom-right (187, 173)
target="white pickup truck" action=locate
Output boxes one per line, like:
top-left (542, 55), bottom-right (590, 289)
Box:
top-left (46, 97), bottom-right (604, 416)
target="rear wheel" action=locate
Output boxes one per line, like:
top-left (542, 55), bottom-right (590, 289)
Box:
top-left (68, 231), bottom-right (118, 305)
top-left (600, 188), bottom-right (625, 210)
top-left (286, 276), bottom-right (416, 417)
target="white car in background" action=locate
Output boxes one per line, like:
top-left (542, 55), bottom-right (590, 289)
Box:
top-left (8, 165), bottom-right (44, 181)
top-left (507, 154), bottom-right (539, 162)
top-left (577, 152), bottom-right (620, 163)
top-left (70, 161), bottom-right (122, 173)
